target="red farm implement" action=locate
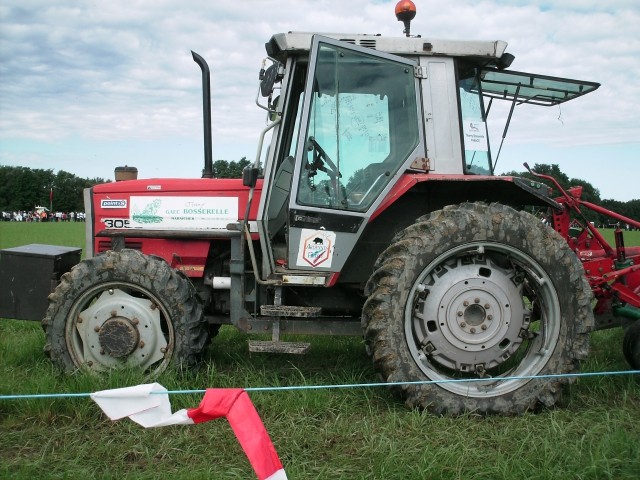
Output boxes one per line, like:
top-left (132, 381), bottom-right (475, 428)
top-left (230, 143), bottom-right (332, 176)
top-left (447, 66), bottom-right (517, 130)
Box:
top-left (527, 163), bottom-right (640, 368)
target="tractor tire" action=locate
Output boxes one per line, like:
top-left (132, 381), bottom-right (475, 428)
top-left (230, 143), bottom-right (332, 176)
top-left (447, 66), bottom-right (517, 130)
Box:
top-left (622, 319), bottom-right (640, 369)
top-left (43, 249), bottom-right (209, 377)
top-left (362, 202), bottom-right (594, 415)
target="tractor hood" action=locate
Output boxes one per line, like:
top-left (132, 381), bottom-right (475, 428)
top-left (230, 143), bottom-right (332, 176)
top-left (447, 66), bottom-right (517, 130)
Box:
top-left (86, 178), bottom-right (263, 256)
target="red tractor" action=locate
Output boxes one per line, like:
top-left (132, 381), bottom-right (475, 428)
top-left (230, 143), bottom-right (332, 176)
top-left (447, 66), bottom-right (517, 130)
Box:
top-left (10, 2), bottom-right (639, 414)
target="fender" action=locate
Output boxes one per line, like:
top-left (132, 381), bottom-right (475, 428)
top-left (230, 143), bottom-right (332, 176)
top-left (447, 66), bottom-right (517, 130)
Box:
top-left (371, 173), bottom-right (560, 222)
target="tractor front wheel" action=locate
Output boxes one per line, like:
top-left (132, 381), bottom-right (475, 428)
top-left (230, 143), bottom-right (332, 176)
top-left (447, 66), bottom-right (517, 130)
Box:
top-left (363, 202), bottom-right (594, 415)
top-left (43, 249), bottom-right (209, 376)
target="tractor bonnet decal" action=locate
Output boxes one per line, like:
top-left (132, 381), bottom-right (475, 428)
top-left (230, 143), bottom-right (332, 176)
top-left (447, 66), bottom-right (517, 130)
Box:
top-left (129, 196), bottom-right (237, 230)
top-left (296, 229), bottom-right (336, 268)
top-left (101, 199), bottom-right (128, 209)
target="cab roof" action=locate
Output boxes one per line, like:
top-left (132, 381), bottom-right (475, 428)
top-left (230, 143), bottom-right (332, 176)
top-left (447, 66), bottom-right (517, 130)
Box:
top-left (266, 32), bottom-right (508, 63)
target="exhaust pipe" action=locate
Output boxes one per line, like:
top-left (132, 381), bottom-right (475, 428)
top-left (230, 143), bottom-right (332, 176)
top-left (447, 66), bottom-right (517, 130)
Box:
top-left (191, 51), bottom-right (214, 178)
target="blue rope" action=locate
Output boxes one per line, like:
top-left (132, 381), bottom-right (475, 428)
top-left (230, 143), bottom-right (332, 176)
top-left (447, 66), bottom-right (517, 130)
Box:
top-left (1, 370), bottom-right (638, 401)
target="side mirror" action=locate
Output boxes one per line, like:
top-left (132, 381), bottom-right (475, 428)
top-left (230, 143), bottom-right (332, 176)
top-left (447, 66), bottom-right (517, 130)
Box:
top-left (242, 166), bottom-right (260, 188)
top-left (260, 63), bottom-right (280, 97)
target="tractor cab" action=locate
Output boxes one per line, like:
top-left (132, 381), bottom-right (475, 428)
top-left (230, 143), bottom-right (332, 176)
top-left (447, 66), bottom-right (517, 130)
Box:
top-left (251, 31), bottom-right (599, 284)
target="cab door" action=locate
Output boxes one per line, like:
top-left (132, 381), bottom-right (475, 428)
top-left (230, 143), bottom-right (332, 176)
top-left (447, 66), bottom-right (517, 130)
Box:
top-left (284, 35), bottom-right (423, 273)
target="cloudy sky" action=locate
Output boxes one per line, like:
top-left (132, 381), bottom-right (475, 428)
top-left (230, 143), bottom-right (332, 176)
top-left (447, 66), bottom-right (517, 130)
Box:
top-left (1, 0), bottom-right (638, 201)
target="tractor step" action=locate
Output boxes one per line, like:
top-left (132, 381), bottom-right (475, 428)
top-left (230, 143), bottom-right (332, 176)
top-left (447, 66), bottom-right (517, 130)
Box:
top-left (251, 304), bottom-right (317, 353)
top-left (260, 305), bottom-right (321, 317)
top-left (248, 340), bottom-right (311, 354)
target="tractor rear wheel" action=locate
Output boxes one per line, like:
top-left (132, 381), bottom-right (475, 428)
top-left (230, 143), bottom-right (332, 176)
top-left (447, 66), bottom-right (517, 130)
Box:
top-left (363, 202), bottom-right (594, 415)
top-left (43, 249), bottom-right (209, 377)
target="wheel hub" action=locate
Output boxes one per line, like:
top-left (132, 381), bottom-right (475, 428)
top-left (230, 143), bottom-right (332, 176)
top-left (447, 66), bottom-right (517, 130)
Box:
top-left (463, 303), bottom-right (486, 326)
top-left (98, 317), bottom-right (140, 358)
top-left (440, 279), bottom-right (512, 352)
top-left (411, 256), bottom-right (530, 373)
top-left (73, 288), bottom-right (168, 372)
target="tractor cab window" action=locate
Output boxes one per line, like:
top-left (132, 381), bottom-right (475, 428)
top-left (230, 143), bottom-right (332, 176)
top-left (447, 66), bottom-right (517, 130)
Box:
top-left (458, 68), bottom-right (492, 175)
top-left (296, 40), bottom-right (419, 212)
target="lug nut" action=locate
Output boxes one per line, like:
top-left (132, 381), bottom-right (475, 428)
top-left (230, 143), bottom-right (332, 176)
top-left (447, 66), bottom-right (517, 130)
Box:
top-left (457, 311), bottom-right (463, 317)
top-left (481, 324), bottom-right (488, 331)
top-left (94, 326), bottom-right (100, 332)
top-left (460, 322), bottom-right (466, 328)
top-left (470, 327), bottom-right (476, 333)
top-left (139, 341), bottom-right (145, 349)
top-left (463, 301), bottom-right (469, 306)
top-left (487, 315), bottom-right (493, 320)
top-left (485, 304), bottom-right (490, 309)
top-left (474, 298), bottom-right (480, 303)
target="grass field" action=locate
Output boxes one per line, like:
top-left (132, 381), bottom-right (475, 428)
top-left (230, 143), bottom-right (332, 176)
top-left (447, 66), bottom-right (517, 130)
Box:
top-left (1, 221), bottom-right (639, 479)
top-left (0, 221), bottom-right (86, 255)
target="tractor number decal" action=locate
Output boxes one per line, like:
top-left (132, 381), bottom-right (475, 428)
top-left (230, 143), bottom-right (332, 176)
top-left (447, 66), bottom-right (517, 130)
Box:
top-left (103, 218), bottom-right (131, 229)
top-left (129, 196), bottom-right (238, 230)
top-left (296, 229), bottom-right (336, 268)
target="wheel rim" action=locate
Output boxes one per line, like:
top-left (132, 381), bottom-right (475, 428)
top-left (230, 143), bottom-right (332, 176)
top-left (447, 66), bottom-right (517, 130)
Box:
top-left (404, 241), bottom-right (561, 398)
top-left (64, 281), bottom-right (175, 375)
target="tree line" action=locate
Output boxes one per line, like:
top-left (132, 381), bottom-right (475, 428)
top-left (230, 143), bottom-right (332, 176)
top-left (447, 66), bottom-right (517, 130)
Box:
top-left (0, 166), bottom-right (108, 213)
top-left (0, 159), bottom-right (252, 214)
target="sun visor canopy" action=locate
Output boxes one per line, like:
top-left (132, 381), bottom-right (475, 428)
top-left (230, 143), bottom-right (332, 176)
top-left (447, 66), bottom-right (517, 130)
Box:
top-left (478, 68), bottom-right (600, 106)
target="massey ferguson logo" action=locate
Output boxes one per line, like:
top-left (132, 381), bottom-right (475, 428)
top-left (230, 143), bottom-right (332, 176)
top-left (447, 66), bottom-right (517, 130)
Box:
top-left (101, 199), bottom-right (127, 209)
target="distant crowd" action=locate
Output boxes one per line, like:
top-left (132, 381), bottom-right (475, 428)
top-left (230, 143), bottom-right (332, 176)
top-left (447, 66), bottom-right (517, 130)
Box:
top-left (1, 211), bottom-right (86, 222)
